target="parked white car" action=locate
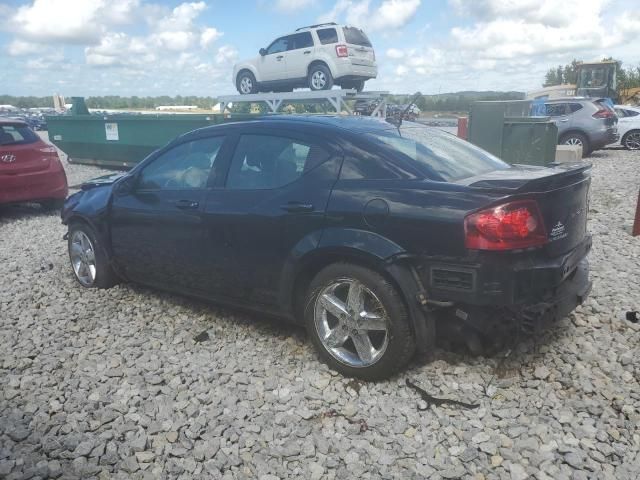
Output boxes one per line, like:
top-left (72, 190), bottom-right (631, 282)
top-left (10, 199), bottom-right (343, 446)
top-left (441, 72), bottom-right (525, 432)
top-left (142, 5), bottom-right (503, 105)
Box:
top-left (232, 23), bottom-right (377, 95)
top-left (613, 105), bottom-right (640, 150)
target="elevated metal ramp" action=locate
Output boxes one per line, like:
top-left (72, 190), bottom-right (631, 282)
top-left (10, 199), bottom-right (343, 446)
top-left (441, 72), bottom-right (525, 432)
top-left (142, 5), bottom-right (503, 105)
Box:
top-left (217, 90), bottom-right (389, 116)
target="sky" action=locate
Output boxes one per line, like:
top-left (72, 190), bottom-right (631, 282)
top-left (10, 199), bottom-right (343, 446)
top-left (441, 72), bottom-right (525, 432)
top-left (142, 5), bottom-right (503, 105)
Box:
top-left (1, 0), bottom-right (640, 97)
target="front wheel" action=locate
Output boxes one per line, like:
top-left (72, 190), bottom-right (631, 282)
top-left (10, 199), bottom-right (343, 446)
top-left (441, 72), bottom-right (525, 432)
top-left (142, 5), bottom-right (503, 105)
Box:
top-left (560, 132), bottom-right (590, 157)
top-left (622, 130), bottom-right (640, 150)
top-left (68, 223), bottom-right (117, 289)
top-left (236, 71), bottom-right (258, 95)
top-left (308, 64), bottom-right (333, 91)
top-left (304, 263), bottom-right (416, 380)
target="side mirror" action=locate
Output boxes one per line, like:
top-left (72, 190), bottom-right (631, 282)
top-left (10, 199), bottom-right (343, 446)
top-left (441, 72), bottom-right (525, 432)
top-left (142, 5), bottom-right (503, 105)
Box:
top-left (259, 48), bottom-right (266, 56)
top-left (114, 174), bottom-right (137, 195)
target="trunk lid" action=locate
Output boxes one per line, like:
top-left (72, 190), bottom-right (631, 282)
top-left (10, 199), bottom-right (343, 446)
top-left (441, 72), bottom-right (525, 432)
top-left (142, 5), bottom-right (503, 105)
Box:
top-left (461, 163), bottom-right (591, 256)
top-left (0, 141), bottom-right (53, 175)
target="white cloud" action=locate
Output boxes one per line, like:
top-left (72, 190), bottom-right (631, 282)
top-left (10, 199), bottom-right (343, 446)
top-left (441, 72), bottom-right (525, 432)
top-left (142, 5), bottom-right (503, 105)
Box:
top-left (386, 48), bottom-right (405, 59)
top-left (319, 0), bottom-right (420, 31)
top-left (200, 27), bottom-right (222, 48)
top-left (274, 0), bottom-right (314, 12)
top-left (7, 39), bottom-right (41, 56)
top-left (215, 45), bottom-right (239, 64)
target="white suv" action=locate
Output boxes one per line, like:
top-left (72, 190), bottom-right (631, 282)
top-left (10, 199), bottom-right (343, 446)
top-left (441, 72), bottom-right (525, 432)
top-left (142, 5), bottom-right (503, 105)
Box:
top-left (232, 23), bottom-right (377, 95)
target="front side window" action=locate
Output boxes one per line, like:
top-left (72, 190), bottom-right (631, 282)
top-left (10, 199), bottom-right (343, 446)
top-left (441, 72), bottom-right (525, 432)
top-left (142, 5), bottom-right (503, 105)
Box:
top-left (624, 109), bottom-right (639, 117)
top-left (317, 28), bottom-right (338, 45)
top-left (365, 123), bottom-right (510, 182)
top-left (0, 124), bottom-right (39, 146)
top-left (137, 136), bottom-right (225, 190)
top-left (266, 36), bottom-right (291, 55)
top-left (226, 134), bottom-right (330, 190)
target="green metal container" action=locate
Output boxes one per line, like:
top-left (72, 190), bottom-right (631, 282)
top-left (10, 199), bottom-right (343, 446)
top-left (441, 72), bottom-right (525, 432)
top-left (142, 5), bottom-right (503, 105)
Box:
top-left (468, 100), bottom-right (558, 166)
top-left (46, 112), bottom-right (256, 169)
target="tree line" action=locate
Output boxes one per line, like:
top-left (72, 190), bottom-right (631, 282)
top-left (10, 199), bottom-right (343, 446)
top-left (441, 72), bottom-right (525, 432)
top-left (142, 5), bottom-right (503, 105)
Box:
top-left (544, 58), bottom-right (640, 95)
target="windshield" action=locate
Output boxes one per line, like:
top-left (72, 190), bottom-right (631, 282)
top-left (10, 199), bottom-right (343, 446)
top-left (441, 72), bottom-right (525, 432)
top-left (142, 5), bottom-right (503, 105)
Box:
top-left (366, 122), bottom-right (510, 181)
top-left (0, 124), bottom-right (39, 146)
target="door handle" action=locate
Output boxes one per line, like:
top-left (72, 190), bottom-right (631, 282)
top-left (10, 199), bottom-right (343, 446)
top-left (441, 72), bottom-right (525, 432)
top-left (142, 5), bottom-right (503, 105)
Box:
top-left (281, 202), bottom-right (314, 213)
top-left (277, 55), bottom-right (284, 60)
top-left (175, 199), bottom-right (199, 209)
top-left (560, 118), bottom-right (569, 122)
top-left (303, 50), bottom-right (311, 54)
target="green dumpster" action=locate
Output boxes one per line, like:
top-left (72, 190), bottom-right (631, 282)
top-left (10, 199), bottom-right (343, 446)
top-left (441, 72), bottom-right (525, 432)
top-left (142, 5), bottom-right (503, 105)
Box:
top-left (46, 109), bottom-right (257, 169)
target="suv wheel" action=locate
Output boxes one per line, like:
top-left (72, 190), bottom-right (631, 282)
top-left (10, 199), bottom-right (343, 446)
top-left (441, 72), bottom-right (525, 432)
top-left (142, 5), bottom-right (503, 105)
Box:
top-left (68, 223), bottom-right (117, 289)
top-left (560, 133), bottom-right (590, 157)
top-left (236, 71), bottom-right (258, 95)
top-left (622, 130), bottom-right (640, 150)
top-left (304, 263), bottom-right (416, 380)
top-left (308, 64), bottom-right (333, 91)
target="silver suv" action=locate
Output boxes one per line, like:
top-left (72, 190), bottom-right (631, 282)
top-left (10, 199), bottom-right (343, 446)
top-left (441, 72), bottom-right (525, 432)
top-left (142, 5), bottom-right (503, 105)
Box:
top-left (544, 98), bottom-right (619, 157)
top-left (232, 23), bottom-right (377, 95)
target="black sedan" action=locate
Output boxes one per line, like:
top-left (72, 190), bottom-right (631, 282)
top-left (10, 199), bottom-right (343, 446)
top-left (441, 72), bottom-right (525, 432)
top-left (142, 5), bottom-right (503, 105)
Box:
top-left (62, 116), bottom-right (592, 379)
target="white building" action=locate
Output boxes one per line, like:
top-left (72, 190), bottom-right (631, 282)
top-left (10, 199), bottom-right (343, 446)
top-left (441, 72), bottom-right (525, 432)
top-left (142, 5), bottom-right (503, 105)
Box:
top-left (155, 105), bottom-right (199, 111)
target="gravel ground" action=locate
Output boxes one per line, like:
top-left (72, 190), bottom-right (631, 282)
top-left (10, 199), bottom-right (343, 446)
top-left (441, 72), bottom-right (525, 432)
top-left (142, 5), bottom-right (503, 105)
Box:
top-left (0, 140), bottom-right (639, 480)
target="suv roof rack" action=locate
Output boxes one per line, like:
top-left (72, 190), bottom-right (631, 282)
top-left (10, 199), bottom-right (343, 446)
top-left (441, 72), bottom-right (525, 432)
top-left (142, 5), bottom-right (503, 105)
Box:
top-left (295, 22), bottom-right (337, 32)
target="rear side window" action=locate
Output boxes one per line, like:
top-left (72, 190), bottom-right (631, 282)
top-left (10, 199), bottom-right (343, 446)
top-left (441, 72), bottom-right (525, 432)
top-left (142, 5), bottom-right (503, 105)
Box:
top-left (625, 109), bottom-right (640, 117)
top-left (367, 124), bottom-right (509, 182)
top-left (227, 134), bottom-right (330, 190)
top-left (0, 124), bottom-right (39, 146)
top-left (292, 32), bottom-right (314, 49)
top-left (343, 27), bottom-right (372, 46)
top-left (317, 28), bottom-right (338, 45)
top-left (568, 103), bottom-right (583, 113)
top-left (544, 103), bottom-right (568, 116)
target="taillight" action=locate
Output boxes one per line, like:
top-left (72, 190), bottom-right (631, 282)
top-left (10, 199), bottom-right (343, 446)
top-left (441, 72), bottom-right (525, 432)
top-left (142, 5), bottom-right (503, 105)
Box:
top-left (335, 44), bottom-right (348, 57)
top-left (593, 108), bottom-right (615, 119)
top-left (464, 200), bottom-right (547, 251)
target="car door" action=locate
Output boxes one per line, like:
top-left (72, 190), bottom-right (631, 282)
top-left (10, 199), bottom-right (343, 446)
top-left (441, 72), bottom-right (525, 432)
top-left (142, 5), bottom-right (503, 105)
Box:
top-left (286, 32), bottom-right (315, 80)
top-left (110, 135), bottom-right (228, 291)
top-left (201, 128), bottom-right (341, 308)
top-left (259, 35), bottom-right (291, 81)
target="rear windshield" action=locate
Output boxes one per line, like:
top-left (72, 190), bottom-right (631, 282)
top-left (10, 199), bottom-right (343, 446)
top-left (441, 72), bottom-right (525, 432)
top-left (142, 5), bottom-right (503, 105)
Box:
top-left (343, 27), bottom-right (372, 47)
top-left (0, 124), bottom-right (39, 146)
top-left (366, 122), bottom-right (510, 181)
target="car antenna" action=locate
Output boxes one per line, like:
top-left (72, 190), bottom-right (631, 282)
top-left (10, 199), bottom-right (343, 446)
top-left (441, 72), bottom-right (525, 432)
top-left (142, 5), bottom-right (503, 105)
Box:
top-left (393, 91), bottom-right (422, 135)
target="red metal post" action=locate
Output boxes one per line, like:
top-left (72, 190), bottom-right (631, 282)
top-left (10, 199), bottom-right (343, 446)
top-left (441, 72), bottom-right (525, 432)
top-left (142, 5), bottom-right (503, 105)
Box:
top-left (633, 187), bottom-right (640, 237)
top-left (457, 117), bottom-right (468, 140)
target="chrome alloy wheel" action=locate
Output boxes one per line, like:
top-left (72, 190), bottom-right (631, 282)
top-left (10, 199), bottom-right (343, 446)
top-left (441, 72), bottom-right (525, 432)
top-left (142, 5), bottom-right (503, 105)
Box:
top-left (564, 137), bottom-right (584, 146)
top-left (314, 278), bottom-right (390, 367)
top-left (624, 131), bottom-right (640, 150)
top-left (239, 76), bottom-right (253, 94)
top-left (311, 70), bottom-right (327, 90)
top-left (70, 230), bottom-right (97, 287)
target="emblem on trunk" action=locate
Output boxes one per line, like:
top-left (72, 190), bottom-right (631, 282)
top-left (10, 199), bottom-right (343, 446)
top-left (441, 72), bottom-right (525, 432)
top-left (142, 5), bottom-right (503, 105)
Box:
top-left (550, 221), bottom-right (567, 241)
top-left (1, 154), bottom-right (16, 163)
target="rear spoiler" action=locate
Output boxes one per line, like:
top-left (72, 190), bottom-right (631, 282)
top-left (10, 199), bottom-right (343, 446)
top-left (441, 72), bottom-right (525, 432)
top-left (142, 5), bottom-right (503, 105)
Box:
top-left (458, 162), bottom-right (592, 193)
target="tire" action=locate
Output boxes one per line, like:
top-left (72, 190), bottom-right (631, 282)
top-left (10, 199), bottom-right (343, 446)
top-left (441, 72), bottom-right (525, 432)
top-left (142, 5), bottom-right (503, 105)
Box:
top-left (40, 198), bottom-right (65, 211)
top-left (622, 130), bottom-right (640, 150)
top-left (236, 71), bottom-right (258, 95)
top-left (67, 222), bottom-right (117, 289)
top-left (308, 64), bottom-right (333, 91)
top-left (304, 263), bottom-right (416, 380)
top-left (560, 132), bottom-right (590, 157)
top-left (341, 80), bottom-right (365, 92)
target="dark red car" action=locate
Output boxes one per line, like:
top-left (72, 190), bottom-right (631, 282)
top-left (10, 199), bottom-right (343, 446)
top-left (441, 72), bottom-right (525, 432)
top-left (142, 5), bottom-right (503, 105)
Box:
top-left (0, 118), bottom-right (68, 209)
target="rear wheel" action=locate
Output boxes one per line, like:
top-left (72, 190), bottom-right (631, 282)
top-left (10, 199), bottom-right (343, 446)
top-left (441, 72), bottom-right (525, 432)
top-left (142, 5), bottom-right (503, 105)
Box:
top-left (560, 132), bottom-right (590, 157)
top-left (622, 130), bottom-right (640, 150)
top-left (304, 263), bottom-right (415, 380)
top-left (236, 71), bottom-right (258, 95)
top-left (68, 223), bottom-right (117, 289)
top-left (308, 64), bottom-right (333, 91)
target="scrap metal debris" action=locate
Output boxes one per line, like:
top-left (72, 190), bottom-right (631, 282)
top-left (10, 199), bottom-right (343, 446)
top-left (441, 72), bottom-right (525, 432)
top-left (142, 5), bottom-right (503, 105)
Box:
top-left (322, 409), bottom-right (368, 433)
top-left (406, 378), bottom-right (479, 411)
top-left (625, 311), bottom-right (639, 323)
top-left (193, 330), bottom-right (210, 343)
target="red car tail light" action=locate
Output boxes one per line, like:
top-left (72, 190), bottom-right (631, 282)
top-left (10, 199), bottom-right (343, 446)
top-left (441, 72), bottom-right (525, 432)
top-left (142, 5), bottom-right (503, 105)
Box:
top-left (335, 44), bottom-right (348, 57)
top-left (592, 108), bottom-right (615, 119)
top-left (465, 200), bottom-right (547, 250)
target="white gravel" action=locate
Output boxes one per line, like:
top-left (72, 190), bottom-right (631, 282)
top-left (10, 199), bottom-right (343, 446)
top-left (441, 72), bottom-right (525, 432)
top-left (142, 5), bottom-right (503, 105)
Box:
top-left (0, 139), bottom-right (639, 480)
